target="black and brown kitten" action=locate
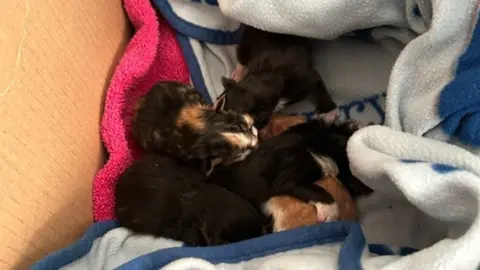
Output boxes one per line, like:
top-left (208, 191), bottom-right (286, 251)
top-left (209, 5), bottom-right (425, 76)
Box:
top-left (115, 154), bottom-right (267, 246)
top-left (221, 25), bottom-right (337, 129)
top-left (209, 118), bottom-right (373, 223)
top-left (133, 81), bottom-right (258, 174)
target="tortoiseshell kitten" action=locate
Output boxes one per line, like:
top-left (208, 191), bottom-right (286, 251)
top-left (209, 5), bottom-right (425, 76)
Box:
top-left (132, 81), bottom-right (258, 174)
top-left (221, 25), bottom-right (337, 129)
top-left (115, 154), bottom-right (267, 246)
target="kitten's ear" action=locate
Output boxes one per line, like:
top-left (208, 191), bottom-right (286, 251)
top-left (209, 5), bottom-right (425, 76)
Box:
top-left (221, 76), bottom-right (237, 89)
top-left (213, 96), bottom-right (226, 113)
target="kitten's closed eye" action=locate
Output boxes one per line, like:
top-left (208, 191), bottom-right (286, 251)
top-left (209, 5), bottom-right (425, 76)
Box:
top-left (229, 123), bottom-right (249, 133)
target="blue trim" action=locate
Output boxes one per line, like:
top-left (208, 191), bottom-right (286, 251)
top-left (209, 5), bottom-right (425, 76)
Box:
top-left (400, 159), bottom-right (422, 164)
top-left (204, 0), bottom-right (219, 5)
top-left (117, 221), bottom-right (366, 270)
top-left (31, 221), bottom-right (119, 270)
top-left (338, 223), bottom-right (365, 270)
top-left (176, 33), bottom-right (213, 103)
top-left (368, 244), bottom-right (395, 255)
top-left (153, 0), bottom-right (243, 45)
top-left (431, 163), bottom-right (459, 174)
top-left (363, 94), bottom-right (386, 125)
top-left (438, 12), bottom-right (480, 146)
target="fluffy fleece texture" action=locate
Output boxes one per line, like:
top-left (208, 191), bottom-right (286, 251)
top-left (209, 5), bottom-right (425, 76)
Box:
top-left (92, 0), bottom-right (189, 221)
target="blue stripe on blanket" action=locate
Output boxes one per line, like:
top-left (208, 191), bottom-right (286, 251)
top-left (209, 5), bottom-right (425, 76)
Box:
top-left (438, 10), bottom-right (480, 146)
top-left (175, 33), bottom-right (213, 103)
top-left (31, 220), bottom-right (418, 269)
top-left (116, 221), bottom-right (365, 270)
top-left (400, 159), bottom-right (460, 174)
top-left (31, 220), bottom-right (119, 270)
top-left (153, 0), bottom-right (243, 45)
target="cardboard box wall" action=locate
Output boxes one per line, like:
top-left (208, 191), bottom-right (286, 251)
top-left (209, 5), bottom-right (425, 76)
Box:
top-left (0, 1), bottom-right (131, 268)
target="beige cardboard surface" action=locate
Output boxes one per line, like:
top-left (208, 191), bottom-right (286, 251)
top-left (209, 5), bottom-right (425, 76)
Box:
top-left (0, 0), bottom-right (131, 268)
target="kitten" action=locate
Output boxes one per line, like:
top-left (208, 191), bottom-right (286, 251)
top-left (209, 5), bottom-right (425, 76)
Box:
top-left (264, 176), bottom-right (359, 232)
top-left (115, 154), bottom-right (267, 246)
top-left (221, 26), bottom-right (337, 129)
top-left (209, 118), bottom-right (373, 223)
top-left (132, 81), bottom-right (258, 174)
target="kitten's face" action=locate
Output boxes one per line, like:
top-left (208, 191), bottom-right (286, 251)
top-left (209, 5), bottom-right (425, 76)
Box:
top-left (221, 77), bottom-right (274, 129)
top-left (174, 101), bottom-right (258, 175)
top-left (206, 108), bottom-right (259, 165)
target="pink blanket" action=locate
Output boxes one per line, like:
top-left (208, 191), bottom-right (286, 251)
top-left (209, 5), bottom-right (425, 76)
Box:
top-left (93, 0), bottom-right (190, 221)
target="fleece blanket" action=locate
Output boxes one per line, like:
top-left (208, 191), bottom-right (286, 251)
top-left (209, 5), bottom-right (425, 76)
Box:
top-left (32, 220), bottom-right (418, 270)
top-left (33, 0), bottom-right (480, 269)
top-left (91, 0), bottom-right (190, 221)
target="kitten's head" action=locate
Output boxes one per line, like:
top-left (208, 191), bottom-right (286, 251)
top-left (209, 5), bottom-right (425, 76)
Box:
top-left (171, 98), bottom-right (259, 175)
top-left (220, 76), bottom-right (276, 129)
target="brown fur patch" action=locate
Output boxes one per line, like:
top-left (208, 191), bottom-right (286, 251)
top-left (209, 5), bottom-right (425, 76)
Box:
top-left (133, 97), bottom-right (146, 121)
top-left (317, 177), bottom-right (358, 221)
top-left (259, 115), bottom-right (307, 141)
top-left (176, 106), bottom-right (206, 130)
top-left (266, 177), bottom-right (358, 232)
top-left (264, 196), bottom-right (317, 232)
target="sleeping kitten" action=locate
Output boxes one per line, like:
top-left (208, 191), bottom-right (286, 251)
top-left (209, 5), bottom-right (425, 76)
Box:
top-left (209, 118), bottom-right (372, 223)
top-left (133, 81), bottom-right (258, 174)
top-left (264, 175), bottom-right (360, 232)
top-left (221, 26), bottom-right (337, 129)
top-left (115, 154), bottom-right (267, 246)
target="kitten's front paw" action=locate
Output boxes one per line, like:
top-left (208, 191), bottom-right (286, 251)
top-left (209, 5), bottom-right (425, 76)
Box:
top-left (313, 108), bottom-right (340, 123)
top-left (312, 202), bottom-right (339, 222)
top-left (231, 64), bottom-right (248, 82)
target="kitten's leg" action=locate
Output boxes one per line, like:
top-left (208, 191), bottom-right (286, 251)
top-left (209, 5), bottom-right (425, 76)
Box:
top-left (284, 185), bottom-right (339, 222)
top-left (301, 70), bottom-right (337, 114)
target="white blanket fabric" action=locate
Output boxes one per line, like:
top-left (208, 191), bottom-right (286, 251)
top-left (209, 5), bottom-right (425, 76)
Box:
top-left (216, 0), bottom-right (480, 268)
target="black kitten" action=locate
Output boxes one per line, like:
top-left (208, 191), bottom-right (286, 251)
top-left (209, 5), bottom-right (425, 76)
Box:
top-left (221, 26), bottom-right (336, 129)
top-left (115, 154), bottom-right (266, 246)
top-left (209, 118), bottom-right (373, 222)
top-left (133, 81), bottom-right (258, 174)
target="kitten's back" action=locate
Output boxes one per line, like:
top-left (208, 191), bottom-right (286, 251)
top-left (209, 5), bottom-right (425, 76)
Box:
top-left (237, 26), bottom-right (312, 66)
top-left (115, 154), bottom-right (264, 246)
top-left (210, 120), bottom-right (372, 205)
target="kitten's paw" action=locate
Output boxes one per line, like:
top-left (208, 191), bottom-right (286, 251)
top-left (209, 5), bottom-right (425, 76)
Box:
top-left (231, 64), bottom-right (248, 82)
top-left (313, 108), bottom-right (340, 123)
top-left (312, 202), bottom-right (339, 222)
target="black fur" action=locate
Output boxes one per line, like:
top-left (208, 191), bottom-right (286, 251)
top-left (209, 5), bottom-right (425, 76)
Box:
top-left (222, 26), bottom-right (336, 129)
top-left (209, 119), bottom-right (373, 209)
top-left (132, 81), bottom-right (258, 173)
top-left (115, 154), bottom-right (266, 246)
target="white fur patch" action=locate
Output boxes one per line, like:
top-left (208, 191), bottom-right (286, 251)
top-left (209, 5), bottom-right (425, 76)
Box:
top-left (311, 202), bottom-right (339, 222)
top-left (312, 108), bottom-right (340, 123)
top-left (238, 149), bottom-right (252, 161)
top-left (309, 151), bottom-right (339, 177)
top-left (243, 115), bottom-right (254, 128)
top-left (262, 200), bottom-right (285, 232)
top-left (273, 99), bottom-right (288, 112)
top-left (252, 126), bottom-right (258, 137)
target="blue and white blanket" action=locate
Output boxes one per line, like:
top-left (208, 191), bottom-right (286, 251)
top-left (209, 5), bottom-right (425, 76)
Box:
top-left (33, 0), bottom-right (480, 269)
